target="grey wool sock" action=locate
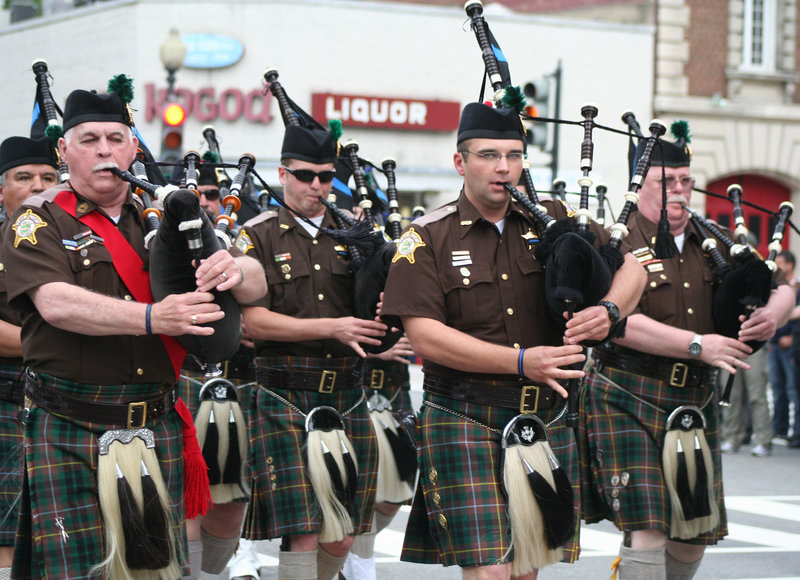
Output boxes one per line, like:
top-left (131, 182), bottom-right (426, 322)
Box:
top-left (278, 549), bottom-right (317, 580)
top-left (617, 544), bottom-right (666, 580)
top-left (665, 550), bottom-right (703, 580)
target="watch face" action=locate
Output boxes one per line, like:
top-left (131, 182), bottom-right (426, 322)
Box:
top-left (689, 342), bottom-right (702, 356)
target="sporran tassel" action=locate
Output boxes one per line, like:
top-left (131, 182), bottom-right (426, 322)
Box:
top-left (369, 395), bottom-right (415, 503)
top-left (501, 415), bottom-right (574, 575)
top-left (95, 429), bottom-right (180, 580)
top-left (662, 406), bottom-right (719, 539)
top-left (305, 406), bottom-right (358, 543)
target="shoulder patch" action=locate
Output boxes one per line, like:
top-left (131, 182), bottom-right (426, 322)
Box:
top-left (392, 227), bottom-right (426, 264)
top-left (412, 203), bottom-right (456, 227)
top-left (235, 230), bottom-right (255, 254)
top-left (12, 209), bottom-right (48, 247)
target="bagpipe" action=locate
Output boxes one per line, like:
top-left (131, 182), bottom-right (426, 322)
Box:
top-left (260, 67), bottom-right (403, 355)
top-left (680, 184), bottom-right (794, 405)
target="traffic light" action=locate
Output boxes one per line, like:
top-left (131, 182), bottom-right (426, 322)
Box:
top-left (523, 77), bottom-right (550, 147)
top-left (160, 101), bottom-right (186, 163)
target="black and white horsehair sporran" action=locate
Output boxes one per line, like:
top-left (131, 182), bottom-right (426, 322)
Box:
top-left (305, 405), bottom-right (359, 543)
top-left (662, 405), bottom-right (718, 539)
top-left (367, 391), bottom-right (416, 504)
top-left (95, 428), bottom-right (180, 580)
top-left (501, 414), bottom-right (575, 575)
top-left (193, 377), bottom-right (249, 504)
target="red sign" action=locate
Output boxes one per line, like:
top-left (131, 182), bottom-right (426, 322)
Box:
top-left (144, 84), bottom-right (273, 124)
top-left (311, 93), bottom-right (460, 132)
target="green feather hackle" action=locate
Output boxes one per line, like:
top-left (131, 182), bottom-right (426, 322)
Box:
top-left (44, 124), bottom-right (63, 147)
top-left (501, 85), bottom-right (526, 114)
top-left (107, 74), bottom-right (135, 104)
top-left (328, 119), bottom-right (343, 142)
top-left (203, 151), bottom-right (220, 163)
top-left (671, 120), bottom-right (692, 143)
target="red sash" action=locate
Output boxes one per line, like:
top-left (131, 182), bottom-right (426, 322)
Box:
top-left (53, 190), bottom-right (186, 380)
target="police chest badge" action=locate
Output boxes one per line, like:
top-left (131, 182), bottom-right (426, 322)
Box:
top-left (235, 231), bottom-right (254, 254)
top-left (392, 227), bottom-right (426, 264)
top-left (12, 209), bottom-right (48, 247)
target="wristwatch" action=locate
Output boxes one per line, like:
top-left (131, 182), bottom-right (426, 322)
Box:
top-left (598, 300), bottom-right (620, 325)
top-left (688, 333), bottom-right (703, 359)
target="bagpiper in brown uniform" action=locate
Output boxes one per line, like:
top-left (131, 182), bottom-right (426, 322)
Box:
top-left (2, 88), bottom-right (265, 579)
top-left (381, 102), bottom-right (645, 580)
top-left (0, 136), bottom-right (58, 580)
top-left (579, 124), bottom-right (794, 579)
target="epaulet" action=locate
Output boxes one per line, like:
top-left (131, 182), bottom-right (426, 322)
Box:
top-left (412, 203), bottom-right (456, 227)
top-left (242, 209), bottom-right (278, 228)
top-left (22, 186), bottom-right (64, 209)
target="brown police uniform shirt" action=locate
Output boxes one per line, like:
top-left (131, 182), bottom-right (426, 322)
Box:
top-left (625, 210), bottom-right (724, 333)
top-left (381, 192), bottom-right (620, 378)
top-left (235, 205), bottom-right (356, 358)
top-left (0, 219), bottom-right (23, 366)
top-left (3, 186), bottom-right (174, 385)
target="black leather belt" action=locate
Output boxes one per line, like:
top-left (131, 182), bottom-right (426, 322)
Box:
top-left (0, 379), bottom-right (24, 405)
top-left (364, 366), bottom-right (408, 390)
top-left (24, 374), bottom-right (176, 428)
top-left (424, 375), bottom-right (557, 414)
top-left (594, 345), bottom-right (711, 388)
top-left (256, 366), bottom-right (359, 393)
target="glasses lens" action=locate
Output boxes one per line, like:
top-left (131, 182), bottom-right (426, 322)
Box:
top-left (317, 171), bottom-right (336, 183)
top-left (289, 168), bottom-right (335, 183)
top-left (201, 188), bottom-right (220, 201)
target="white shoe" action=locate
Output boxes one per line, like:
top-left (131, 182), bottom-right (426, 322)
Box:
top-left (227, 538), bottom-right (260, 579)
top-left (751, 444), bottom-right (772, 457)
top-left (720, 441), bottom-right (737, 454)
top-left (342, 553), bottom-right (377, 580)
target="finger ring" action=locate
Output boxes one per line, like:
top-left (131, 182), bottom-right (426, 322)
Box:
top-left (191, 315), bottom-right (197, 325)
top-left (221, 271), bottom-right (227, 280)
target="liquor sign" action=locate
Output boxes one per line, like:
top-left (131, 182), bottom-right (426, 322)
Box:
top-left (311, 93), bottom-right (460, 132)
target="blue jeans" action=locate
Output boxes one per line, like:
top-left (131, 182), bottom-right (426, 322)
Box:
top-left (770, 343), bottom-right (799, 437)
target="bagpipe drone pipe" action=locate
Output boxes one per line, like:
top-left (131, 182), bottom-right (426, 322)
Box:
top-left (262, 67), bottom-right (402, 355)
top-left (30, 59), bottom-right (69, 182)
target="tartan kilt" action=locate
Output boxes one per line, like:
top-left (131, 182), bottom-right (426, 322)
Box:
top-left (12, 374), bottom-right (187, 579)
top-left (400, 389), bottom-right (581, 568)
top-left (243, 356), bottom-right (378, 540)
top-left (0, 396), bottom-right (23, 545)
top-left (578, 363), bottom-right (727, 544)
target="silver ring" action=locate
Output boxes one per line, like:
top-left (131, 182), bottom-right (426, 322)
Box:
top-left (191, 315), bottom-right (198, 325)
top-left (221, 271), bottom-right (228, 280)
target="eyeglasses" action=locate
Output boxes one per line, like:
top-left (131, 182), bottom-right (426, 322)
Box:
top-left (281, 165), bottom-right (336, 184)
top-left (652, 175), bottom-right (696, 191)
top-left (460, 150), bottom-right (526, 163)
top-left (197, 188), bottom-right (220, 201)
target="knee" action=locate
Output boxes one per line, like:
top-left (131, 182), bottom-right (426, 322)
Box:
top-left (666, 540), bottom-right (706, 563)
top-left (319, 536), bottom-right (354, 557)
top-left (375, 501), bottom-right (401, 517)
top-left (628, 529), bottom-right (668, 551)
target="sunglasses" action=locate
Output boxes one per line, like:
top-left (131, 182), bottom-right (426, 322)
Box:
top-left (197, 188), bottom-right (220, 201)
top-left (281, 165), bottom-right (336, 184)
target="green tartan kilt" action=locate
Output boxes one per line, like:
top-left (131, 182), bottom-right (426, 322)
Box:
top-left (243, 356), bottom-right (378, 540)
top-left (578, 363), bottom-right (727, 544)
top-left (0, 397), bottom-right (23, 545)
top-left (400, 390), bottom-right (581, 568)
top-left (12, 374), bottom-right (187, 580)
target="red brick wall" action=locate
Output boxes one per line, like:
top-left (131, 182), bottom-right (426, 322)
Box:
top-left (686, 0), bottom-right (728, 96)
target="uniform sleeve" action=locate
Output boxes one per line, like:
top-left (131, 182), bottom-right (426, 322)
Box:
top-left (235, 224), bottom-right (271, 309)
top-left (4, 205), bottom-right (75, 314)
top-left (381, 224), bottom-right (445, 328)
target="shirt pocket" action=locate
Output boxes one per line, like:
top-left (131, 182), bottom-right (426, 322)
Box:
top-left (267, 259), bottom-right (311, 314)
top-left (641, 269), bottom-right (675, 323)
top-left (440, 263), bottom-right (495, 330)
top-left (66, 243), bottom-right (117, 292)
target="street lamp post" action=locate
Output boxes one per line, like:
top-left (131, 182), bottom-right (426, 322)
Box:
top-left (159, 28), bottom-right (186, 102)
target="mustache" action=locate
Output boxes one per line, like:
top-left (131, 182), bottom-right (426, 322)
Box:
top-left (667, 194), bottom-right (689, 205)
top-left (93, 161), bottom-right (120, 172)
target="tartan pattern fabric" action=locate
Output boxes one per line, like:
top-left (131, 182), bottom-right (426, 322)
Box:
top-left (578, 362), bottom-right (727, 544)
top-left (400, 390), bottom-right (580, 567)
top-left (0, 364), bottom-right (24, 544)
top-left (13, 373), bottom-right (187, 579)
top-left (243, 356), bottom-right (378, 540)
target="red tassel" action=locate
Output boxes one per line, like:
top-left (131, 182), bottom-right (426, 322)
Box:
top-left (175, 397), bottom-right (212, 518)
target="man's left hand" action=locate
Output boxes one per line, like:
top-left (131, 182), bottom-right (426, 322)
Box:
top-left (563, 304), bottom-right (611, 345)
top-left (195, 249), bottom-right (241, 292)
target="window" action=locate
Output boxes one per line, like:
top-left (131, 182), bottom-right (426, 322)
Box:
top-left (741, 0), bottom-right (776, 71)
